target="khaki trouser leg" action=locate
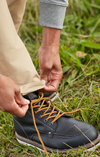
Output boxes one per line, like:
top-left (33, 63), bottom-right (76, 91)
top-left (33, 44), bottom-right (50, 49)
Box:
top-left (0, 0), bottom-right (45, 95)
top-left (7, 0), bottom-right (27, 32)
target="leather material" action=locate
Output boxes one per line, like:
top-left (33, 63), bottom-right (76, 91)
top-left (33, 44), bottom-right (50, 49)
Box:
top-left (43, 92), bottom-right (54, 97)
top-left (13, 92), bottom-right (98, 150)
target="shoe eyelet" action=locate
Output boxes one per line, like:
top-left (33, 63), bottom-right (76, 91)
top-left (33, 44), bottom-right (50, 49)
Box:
top-left (48, 132), bottom-right (51, 135)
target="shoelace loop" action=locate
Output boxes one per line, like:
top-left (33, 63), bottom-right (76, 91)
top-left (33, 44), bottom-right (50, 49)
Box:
top-left (30, 92), bottom-right (81, 156)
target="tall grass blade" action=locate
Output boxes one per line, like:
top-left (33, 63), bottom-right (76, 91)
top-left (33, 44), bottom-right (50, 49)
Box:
top-left (81, 41), bottom-right (100, 49)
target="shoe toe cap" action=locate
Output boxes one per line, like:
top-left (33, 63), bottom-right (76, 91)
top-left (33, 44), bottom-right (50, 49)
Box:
top-left (54, 117), bottom-right (98, 149)
top-left (66, 124), bottom-right (98, 149)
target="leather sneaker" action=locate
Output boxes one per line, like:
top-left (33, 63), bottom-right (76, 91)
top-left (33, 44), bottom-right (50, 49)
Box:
top-left (13, 91), bottom-right (100, 155)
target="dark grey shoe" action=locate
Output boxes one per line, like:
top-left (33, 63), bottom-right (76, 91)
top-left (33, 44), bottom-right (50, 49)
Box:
top-left (13, 91), bottom-right (100, 155)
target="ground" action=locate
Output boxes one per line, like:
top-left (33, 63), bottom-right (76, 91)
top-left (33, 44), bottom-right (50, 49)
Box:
top-left (0, 0), bottom-right (100, 156)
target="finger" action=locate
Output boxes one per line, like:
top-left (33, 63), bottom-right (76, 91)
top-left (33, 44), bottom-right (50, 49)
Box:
top-left (43, 86), bottom-right (57, 92)
top-left (9, 101), bottom-right (29, 117)
top-left (43, 80), bottom-right (59, 92)
top-left (40, 69), bottom-right (49, 83)
top-left (40, 75), bottom-right (48, 82)
top-left (17, 104), bottom-right (29, 117)
top-left (15, 89), bottom-right (30, 105)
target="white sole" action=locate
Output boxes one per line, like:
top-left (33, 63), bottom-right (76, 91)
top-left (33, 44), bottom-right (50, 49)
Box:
top-left (86, 142), bottom-right (100, 151)
top-left (17, 138), bottom-right (44, 152)
top-left (16, 137), bottom-right (100, 153)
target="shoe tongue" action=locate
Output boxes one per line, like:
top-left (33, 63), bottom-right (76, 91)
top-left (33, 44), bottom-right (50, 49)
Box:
top-left (23, 92), bottom-right (38, 101)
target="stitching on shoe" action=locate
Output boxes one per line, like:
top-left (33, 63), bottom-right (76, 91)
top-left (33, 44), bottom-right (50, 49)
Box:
top-left (53, 126), bottom-right (91, 138)
top-left (30, 132), bottom-right (50, 140)
top-left (54, 126), bottom-right (92, 138)
top-left (16, 132), bottom-right (100, 153)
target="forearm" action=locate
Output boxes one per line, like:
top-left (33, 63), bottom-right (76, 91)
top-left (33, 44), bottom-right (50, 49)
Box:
top-left (39, 0), bottom-right (67, 91)
top-left (39, 27), bottom-right (63, 92)
top-left (39, 0), bottom-right (68, 29)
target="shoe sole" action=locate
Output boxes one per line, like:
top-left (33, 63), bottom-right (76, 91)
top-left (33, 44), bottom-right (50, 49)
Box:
top-left (15, 132), bottom-right (100, 153)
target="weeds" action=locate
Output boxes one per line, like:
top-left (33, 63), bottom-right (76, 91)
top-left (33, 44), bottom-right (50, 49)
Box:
top-left (0, 0), bottom-right (100, 156)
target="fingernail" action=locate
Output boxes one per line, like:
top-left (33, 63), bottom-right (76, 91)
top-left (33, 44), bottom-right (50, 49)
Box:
top-left (24, 99), bottom-right (30, 104)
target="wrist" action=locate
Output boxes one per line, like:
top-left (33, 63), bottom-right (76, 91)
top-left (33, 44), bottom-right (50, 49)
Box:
top-left (42, 27), bottom-right (61, 47)
top-left (39, 44), bottom-right (59, 56)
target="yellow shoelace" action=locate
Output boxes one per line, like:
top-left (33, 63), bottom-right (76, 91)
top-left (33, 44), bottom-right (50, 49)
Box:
top-left (30, 92), bottom-right (81, 156)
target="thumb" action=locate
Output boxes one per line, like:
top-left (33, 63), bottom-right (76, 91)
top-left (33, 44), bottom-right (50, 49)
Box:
top-left (40, 69), bottom-right (49, 84)
top-left (15, 91), bottom-right (30, 105)
top-left (10, 101), bottom-right (29, 117)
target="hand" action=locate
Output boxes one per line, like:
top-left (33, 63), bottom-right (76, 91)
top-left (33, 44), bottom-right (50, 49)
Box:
top-left (0, 74), bottom-right (30, 117)
top-left (39, 45), bottom-right (63, 92)
top-left (39, 27), bottom-right (63, 92)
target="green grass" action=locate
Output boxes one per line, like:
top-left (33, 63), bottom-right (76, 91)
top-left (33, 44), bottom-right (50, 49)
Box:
top-left (0, 0), bottom-right (100, 156)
